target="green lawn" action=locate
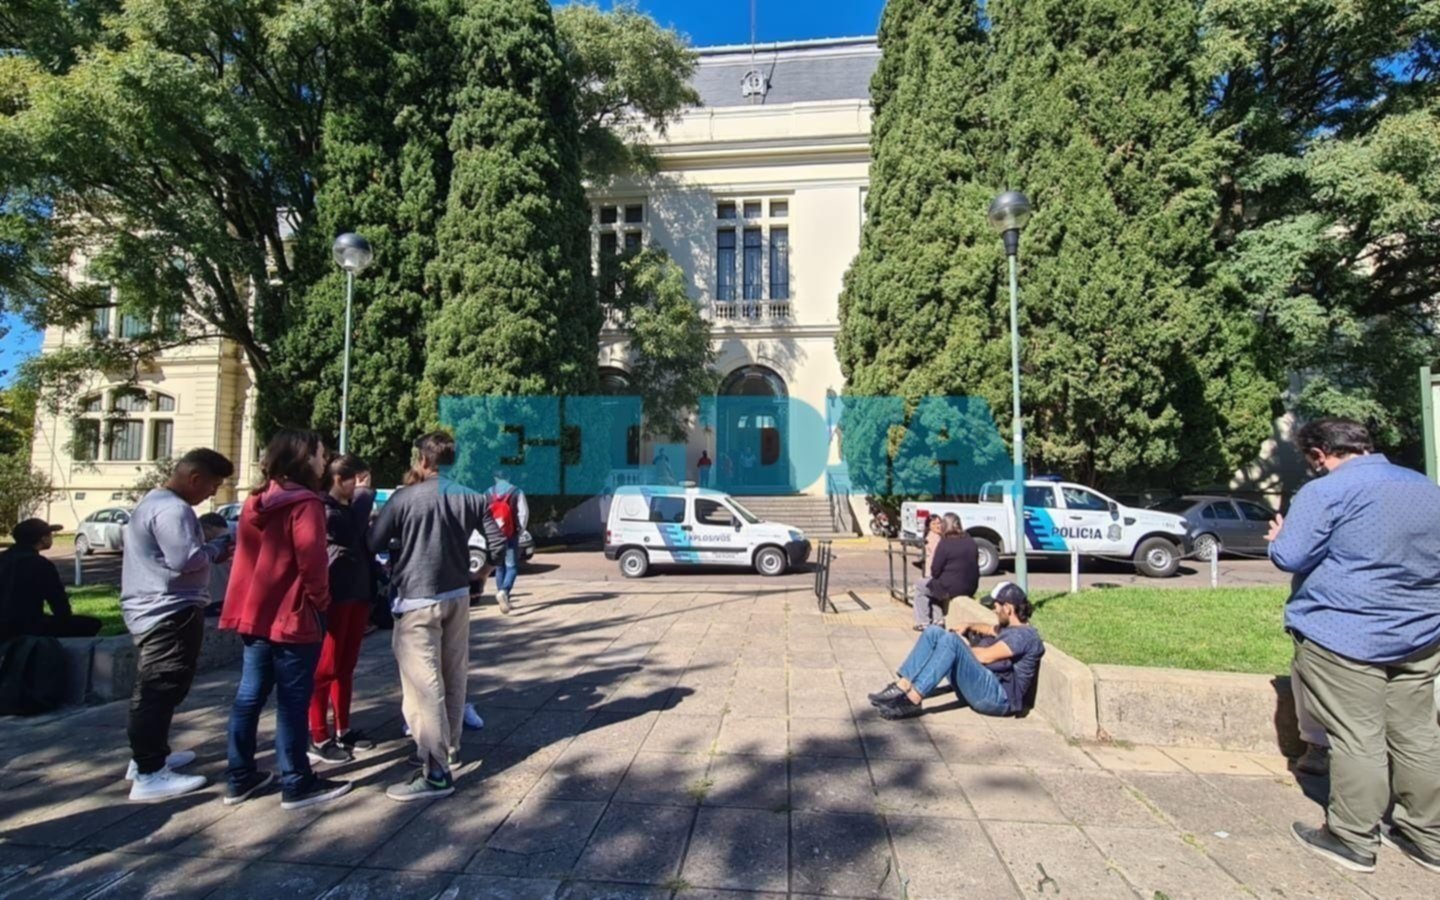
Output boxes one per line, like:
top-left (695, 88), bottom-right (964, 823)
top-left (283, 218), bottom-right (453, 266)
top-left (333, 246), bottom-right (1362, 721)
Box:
top-left (1029, 586), bottom-right (1291, 675)
top-left (68, 584), bottom-right (127, 636)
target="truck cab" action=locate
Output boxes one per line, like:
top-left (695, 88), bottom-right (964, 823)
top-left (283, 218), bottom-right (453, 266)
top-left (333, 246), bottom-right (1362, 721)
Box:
top-left (902, 478), bottom-right (1190, 578)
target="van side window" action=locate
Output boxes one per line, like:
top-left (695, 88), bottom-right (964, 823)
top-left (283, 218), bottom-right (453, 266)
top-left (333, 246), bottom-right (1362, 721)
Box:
top-left (649, 497), bottom-right (686, 523)
top-left (695, 499), bottom-right (735, 527)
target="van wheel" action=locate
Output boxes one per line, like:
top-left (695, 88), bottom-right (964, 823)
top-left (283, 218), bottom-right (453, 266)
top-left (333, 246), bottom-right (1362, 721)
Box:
top-left (754, 546), bottom-right (787, 577)
top-left (973, 537), bottom-right (1000, 576)
top-left (619, 548), bottom-right (649, 578)
top-left (1135, 537), bottom-right (1180, 578)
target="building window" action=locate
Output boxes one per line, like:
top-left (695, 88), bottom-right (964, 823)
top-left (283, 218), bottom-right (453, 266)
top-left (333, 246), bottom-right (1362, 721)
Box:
top-left (91, 305), bottom-right (111, 339)
top-left (112, 389), bottom-right (149, 413)
top-left (119, 312), bottom-right (148, 338)
top-left (152, 420), bottom-right (174, 460)
top-left (74, 421), bottom-right (100, 461)
top-left (107, 420), bottom-right (144, 461)
top-left (716, 230), bottom-right (737, 301)
top-left (712, 196), bottom-right (793, 318)
top-left (742, 228), bottom-right (763, 302)
top-left (155, 394), bottom-right (176, 412)
top-left (770, 228), bottom-right (790, 301)
top-left (624, 204), bottom-right (643, 224)
top-left (82, 394), bottom-right (103, 413)
top-left (591, 200), bottom-right (647, 304)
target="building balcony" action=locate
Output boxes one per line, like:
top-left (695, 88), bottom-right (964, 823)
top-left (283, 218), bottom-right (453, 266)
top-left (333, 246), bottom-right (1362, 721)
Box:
top-left (710, 299), bottom-right (793, 323)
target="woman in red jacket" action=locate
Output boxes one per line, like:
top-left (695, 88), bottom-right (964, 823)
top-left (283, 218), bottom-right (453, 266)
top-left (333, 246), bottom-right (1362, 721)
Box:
top-left (220, 429), bottom-right (351, 811)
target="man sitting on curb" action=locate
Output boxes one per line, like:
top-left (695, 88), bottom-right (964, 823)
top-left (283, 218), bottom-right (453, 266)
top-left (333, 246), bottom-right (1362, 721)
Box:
top-left (0, 518), bottom-right (102, 639)
top-left (869, 581), bottom-right (1044, 720)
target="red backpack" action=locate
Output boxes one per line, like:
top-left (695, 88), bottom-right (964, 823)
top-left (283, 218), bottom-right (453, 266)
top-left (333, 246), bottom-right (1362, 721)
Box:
top-left (488, 488), bottom-right (518, 539)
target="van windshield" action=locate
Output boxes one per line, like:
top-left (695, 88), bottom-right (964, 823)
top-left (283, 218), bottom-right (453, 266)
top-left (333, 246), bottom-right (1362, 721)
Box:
top-left (727, 499), bottom-right (761, 524)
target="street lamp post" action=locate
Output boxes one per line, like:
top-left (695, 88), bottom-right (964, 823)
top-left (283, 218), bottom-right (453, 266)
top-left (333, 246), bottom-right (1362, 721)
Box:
top-left (987, 191), bottom-right (1032, 593)
top-left (331, 233), bottom-right (373, 454)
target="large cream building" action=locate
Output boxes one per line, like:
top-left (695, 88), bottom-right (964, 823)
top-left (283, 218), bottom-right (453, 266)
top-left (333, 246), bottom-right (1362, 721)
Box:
top-left (28, 37), bottom-right (881, 530)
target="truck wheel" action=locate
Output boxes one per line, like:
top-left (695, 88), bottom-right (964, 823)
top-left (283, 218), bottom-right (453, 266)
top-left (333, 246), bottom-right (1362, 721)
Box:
top-left (1135, 537), bottom-right (1181, 578)
top-left (619, 548), bottom-right (649, 578)
top-left (973, 537), bottom-right (1000, 576)
top-left (754, 546), bottom-right (787, 577)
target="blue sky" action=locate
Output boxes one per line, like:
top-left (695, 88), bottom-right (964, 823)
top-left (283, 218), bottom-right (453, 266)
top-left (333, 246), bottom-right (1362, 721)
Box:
top-left (0, 2), bottom-right (885, 385)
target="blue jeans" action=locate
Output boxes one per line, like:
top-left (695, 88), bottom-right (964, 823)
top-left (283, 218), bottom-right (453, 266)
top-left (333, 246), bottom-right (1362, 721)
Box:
top-left (494, 538), bottom-right (520, 592)
top-left (897, 627), bottom-right (1009, 716)
top-left (227, 636), bottom-right (321, 795)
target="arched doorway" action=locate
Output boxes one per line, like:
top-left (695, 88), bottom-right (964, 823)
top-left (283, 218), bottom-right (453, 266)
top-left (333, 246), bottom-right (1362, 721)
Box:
top-left (598, 366), bottom-right (640, 467)
top-left (717, 365), bottom-right (788, 493)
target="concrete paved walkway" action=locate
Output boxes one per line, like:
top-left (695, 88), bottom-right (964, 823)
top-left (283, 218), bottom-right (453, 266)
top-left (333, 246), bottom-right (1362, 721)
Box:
top-left (0, 581), bottom-right (1424, 899)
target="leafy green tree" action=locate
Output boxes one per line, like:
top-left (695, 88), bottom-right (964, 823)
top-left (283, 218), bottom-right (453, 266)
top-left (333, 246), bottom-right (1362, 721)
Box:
top-left (606, 248), bottom-right (717, 441)
top-left (268, 0), bottom-right (458, 480)
top-left (1204, 0), bottom-right (1440, 451)
top-left (983, 0), bottom-right (1273, 487)
top-left (555, 1), bottom-right (700, 182)
top-left (0, 453), bottom-right (53, 532)
top-left (0, 382), bottom-right (38, 458)
top-left (0, 0), bottom-right (338, 397)
top-left (421, 0), bottom-right (597, 406)
top-left (836, 0), bottom-right (1002, 495)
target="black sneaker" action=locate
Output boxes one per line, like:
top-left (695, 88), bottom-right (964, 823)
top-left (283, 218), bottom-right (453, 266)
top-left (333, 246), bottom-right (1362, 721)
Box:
top-left (1290, 823), bottom-right (1376, 873)
top-left (307, 739), bottom-right (353, 765)
top-left (868, 683), bottom-right (904, 705)
top-left (877, 693), bottom-right (924, 721)
top-left (280, 777), bottom-right (353, 811)
top-left (223, 770), bottom-right (275, 806)
top-left (337, 730), bottom-right (376, 752)
top-left (1381, 825), bottom-right (1440, 874)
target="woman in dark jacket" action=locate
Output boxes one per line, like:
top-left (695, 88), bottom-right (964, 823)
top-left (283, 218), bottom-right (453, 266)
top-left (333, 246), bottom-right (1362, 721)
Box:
top-left (913, 513), bottom-right (980, 630)
top-left (307, 454), bottom-right (376, 763)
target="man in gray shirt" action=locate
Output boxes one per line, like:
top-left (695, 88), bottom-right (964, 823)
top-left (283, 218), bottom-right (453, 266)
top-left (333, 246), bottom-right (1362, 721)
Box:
top-left (122, 448), bottom-right (234, 802)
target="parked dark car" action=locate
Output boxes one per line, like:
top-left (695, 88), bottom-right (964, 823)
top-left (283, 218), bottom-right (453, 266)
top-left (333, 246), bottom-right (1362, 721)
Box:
top-left (1147, 495), bottom-right (1276, 561)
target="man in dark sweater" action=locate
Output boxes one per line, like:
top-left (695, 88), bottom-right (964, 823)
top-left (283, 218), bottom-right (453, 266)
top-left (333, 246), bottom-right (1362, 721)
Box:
top-left (0, 518), bottom-right (101, 639)
top-left (369, 432), bottom-right (504, 801)
top-left (872, 582), bottom-right (1044, 721)
top-left (913, 513), bottom-right (980, 630)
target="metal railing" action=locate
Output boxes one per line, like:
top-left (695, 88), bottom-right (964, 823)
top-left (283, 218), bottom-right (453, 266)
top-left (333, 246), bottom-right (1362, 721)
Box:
top-left (813, 540), bottom-right (834, 612)
top-left (885, 536), bottom-right (925, 605)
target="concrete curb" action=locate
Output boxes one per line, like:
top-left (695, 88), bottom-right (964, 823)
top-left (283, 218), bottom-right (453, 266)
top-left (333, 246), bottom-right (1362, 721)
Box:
top-left (1031, 647), bottom-right (1301, 755)
top-left (58, 621), bottom-right (245, 705)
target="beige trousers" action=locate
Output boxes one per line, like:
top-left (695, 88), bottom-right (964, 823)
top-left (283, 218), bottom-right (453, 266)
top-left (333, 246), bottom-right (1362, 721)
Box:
top-left (393, 598), bottom-right (470, 776)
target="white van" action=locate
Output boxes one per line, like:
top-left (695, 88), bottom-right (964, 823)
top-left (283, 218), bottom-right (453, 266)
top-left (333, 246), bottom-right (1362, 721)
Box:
top-left (604, 485), bottom-right (811, 578)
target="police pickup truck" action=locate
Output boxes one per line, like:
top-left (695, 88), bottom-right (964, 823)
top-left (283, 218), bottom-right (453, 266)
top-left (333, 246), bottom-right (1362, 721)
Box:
top-left (901, 478), bottom-right (1191, 578)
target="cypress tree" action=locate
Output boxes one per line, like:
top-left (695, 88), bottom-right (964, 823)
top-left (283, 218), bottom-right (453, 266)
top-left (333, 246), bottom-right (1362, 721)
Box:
top-left (422, 0), bottom-right (598, 404)
top-left (268, 0), bottom-right (456, 481)
top-left (836, 0), bottom-right (1006, 494)
top-left (986, 0), bottom-right (1270, 487)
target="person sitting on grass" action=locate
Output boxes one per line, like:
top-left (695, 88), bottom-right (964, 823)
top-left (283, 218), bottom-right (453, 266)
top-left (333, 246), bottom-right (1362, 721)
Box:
top-left (0, 518), bottom-right (102, 639)
top-left (870, 581), bottom-right (1044, 721)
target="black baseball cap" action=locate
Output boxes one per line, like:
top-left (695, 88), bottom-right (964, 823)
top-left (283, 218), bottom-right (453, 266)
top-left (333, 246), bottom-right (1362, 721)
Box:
top-left (11, 518), bottom-right (63, 545)
top-left (980, 581), bottom-right (1028, 609)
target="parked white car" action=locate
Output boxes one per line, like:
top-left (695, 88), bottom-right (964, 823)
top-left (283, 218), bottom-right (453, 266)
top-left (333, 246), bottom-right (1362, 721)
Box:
top-left (604, 484), bottom-right (811, 578)
top-left (901, 478), bottom-right (1191, 578)
top-left (75, 507), bottom-right (132, 556)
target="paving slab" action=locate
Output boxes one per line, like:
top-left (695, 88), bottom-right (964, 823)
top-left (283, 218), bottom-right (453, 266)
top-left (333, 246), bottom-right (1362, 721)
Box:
top-left (571, 802), bottom-right (694, 884)
top-left (0, 849), bottom-right (144, 900)
top-left (789, 811), bottom-right (896, 898)
top-left (207, 860), bottom-right (350, 898)
top-left (715, 716), bottom-right (788, 757)
top-left (440, 874), bottom-right (562, 899)
top-left (681, 807), bottom-right (789, 893)
top-left (612, 751), bottom-right (711, 807)
top-left (789, 756), bottom-right (878, 814)
top-left (321, 868), bottom-right (456, 899)
top-left (788, 716), bottom-right (866, 758)
top-left (949, 764), bottom-right (1069, 824)
top-left (869, 758), bottom-right (975, 819)
top-left (703, 755), bottom-right (788, 810)
top-left (1118, 772), bottom-right (1269, 838)
top-left (1162, 746), bottom-right (1273, 777)
top-left (641, 714), bottom-right (723, 754)
top-left (1031, 769), bottom-right (1167, 829)
top-left (984, 821), bottom-right (1131, 899)
top-left (1084, 826), bottom-right (1251, 899)
top-left (532, 746), bottom-right (639, 801)
top-left (470, 797), bottom-right (609, 878)
top-left (889, 817), bottom-right (1019, 899)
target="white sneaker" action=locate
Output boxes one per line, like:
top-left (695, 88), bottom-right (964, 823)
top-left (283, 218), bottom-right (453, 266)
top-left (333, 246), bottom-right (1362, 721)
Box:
top-left (463, 704), bottom-right (485, 730)
top-left (496, 591), bottom-right (512, 614)
top-left (128, 766), bottom-right (208, 802)
top-left (125, 750), bottom-right (197, 781)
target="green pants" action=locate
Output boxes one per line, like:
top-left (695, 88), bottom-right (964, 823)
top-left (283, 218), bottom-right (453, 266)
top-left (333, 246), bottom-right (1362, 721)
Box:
top-left (1292, 636), bottom-right (1440, 856)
